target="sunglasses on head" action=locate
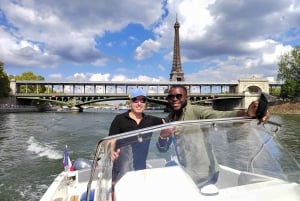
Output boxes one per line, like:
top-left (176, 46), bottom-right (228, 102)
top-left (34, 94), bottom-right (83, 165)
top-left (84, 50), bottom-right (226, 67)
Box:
top-left (167, 94), bottom-right (183, 100)
top-left (132, 97), bottom-right (147, 103)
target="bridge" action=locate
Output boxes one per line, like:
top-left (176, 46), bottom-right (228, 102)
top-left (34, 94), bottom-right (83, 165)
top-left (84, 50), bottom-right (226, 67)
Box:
top-left (9, 77), bottom-right (282, 111)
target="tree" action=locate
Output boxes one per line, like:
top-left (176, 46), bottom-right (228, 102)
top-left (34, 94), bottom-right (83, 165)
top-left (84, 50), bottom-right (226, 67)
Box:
top-left (281, 79), bottom-right (299, 101)
top-left (15, 71), bottom-right (44, 81)
top-left (15, 71), bottom-right (46, 93)
top-left (277, 46), bottom-right (300, 99)
top-left (269, 87), bottom-right (281, 97)
top-left (0, 61), bottom-right (10, 97)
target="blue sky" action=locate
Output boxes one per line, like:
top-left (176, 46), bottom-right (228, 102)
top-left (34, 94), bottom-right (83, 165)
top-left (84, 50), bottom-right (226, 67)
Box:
top-left (0, 0), bottom-right (300, 83)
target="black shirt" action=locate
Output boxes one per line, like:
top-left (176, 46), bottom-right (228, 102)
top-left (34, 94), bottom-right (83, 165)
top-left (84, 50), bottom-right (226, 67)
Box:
top-left (109, 110), bottom-right (162, 135)
top-left (108, 110), bottom-right (163, 181)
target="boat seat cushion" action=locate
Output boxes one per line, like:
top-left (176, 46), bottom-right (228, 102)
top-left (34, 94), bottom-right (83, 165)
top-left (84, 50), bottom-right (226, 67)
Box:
top-left (114, 166), bottom-right (201, 201)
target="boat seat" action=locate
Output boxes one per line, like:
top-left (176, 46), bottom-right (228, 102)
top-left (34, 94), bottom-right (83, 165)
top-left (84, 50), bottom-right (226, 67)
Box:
top-left (114, 166), bottom-right (201, 201)
top-left (53, 198), bottom-right (63, 201)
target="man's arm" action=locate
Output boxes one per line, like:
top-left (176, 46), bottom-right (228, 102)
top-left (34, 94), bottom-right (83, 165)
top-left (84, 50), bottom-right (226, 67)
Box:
top-left (156, 124), bottom-right (174, 153)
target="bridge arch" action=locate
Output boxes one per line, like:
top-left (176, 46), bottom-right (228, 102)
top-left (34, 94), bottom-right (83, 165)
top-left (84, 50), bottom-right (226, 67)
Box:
top-left (246, 85), bottom-right (262, 94)
top-left (237, 77), bottom-right (269, 108)
top-left (237, 77), bottom-right (269, 94)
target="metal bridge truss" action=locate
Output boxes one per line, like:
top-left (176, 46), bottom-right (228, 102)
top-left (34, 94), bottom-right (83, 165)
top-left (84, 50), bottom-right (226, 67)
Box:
top-left (16, 93), bottom-right (243, 108)
top-left (13, 81), bottom-right (247, 108)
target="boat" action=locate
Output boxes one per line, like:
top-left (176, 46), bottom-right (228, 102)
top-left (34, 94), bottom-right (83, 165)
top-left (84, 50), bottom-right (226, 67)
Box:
top-left (40, 117), bottom-right (300, 201)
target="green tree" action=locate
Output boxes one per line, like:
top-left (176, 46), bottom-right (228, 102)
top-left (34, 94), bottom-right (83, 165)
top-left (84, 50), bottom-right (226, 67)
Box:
top-left (15, 71), bottom-right (44, 81)
top-left (277, 46), bottom-right (300, 99)
top-left (269, 87), bottom-right (281, 97)
top-left (15, 71), bottom-right (46, 93)
top-left (0, 61), bottom-right (10, 97)
top-left (281, 79), bottom-right (299, 101)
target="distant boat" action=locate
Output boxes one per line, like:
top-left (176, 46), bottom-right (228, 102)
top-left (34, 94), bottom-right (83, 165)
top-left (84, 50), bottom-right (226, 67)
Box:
top-left (118, 106), bottom-right (128, 110)
top-left (70, 106), bottom-right (79, 110)
top-left (68, 106), bottom-right (83, 112)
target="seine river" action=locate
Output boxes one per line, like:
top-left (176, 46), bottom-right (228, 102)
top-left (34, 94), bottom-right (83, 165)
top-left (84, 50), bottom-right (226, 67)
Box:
top-left (0, 110), bottom-right (299, 201)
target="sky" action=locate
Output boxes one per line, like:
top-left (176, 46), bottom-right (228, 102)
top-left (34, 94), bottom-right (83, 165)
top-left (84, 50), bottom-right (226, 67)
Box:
top-left (0, 0), bottom-right (300, 83)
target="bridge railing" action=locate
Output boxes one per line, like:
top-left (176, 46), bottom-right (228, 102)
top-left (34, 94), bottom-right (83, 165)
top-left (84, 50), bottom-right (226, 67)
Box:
top-left (13, 80), bottom-right (239, 95)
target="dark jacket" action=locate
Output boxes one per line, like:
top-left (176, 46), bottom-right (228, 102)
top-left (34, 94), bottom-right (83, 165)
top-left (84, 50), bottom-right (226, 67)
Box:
top-left (109, 110), bottom-right (162, 181)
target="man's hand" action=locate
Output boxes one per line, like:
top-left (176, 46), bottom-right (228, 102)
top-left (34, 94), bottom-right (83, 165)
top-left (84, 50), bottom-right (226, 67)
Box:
top-left (160, 127), bottom-right (175, 138)
top-left (160, 118), bottom-right (174, 138)
top-left (259, 110), bottom-right (269, 124)
top-left (110, 148), bottom-right (120, 162)
top-left (107, 139), bottom-right (120, 162)
top-left (247, 101), bottom-right (269, 124)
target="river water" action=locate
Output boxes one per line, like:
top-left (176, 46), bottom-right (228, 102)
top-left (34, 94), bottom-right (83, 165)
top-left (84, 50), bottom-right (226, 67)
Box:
top-left (0, 110), bottom-right (299, 201)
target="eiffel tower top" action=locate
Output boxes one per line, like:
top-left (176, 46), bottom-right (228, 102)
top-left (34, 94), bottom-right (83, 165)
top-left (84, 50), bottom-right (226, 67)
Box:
top-left (170, 18), bottom-right (185, 81)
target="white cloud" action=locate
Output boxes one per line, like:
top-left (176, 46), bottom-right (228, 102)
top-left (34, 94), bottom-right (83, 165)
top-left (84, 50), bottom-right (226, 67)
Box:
top-left (134, 39), bottom-right (161, 60)
top-left (89, 73), bottom-right (111, 81)
top-left (178, 0), bottom-right (215, 39)
top-left (262, 44), bottom-right (293, 65)
top-left (111, 74), bottom-right (128, 81)
top-left (0, 0), bottom-right (163, 68)
top-left (48, 73), bottom-right (62, 80)
top-left (65, 73), bottom-right (87, 81)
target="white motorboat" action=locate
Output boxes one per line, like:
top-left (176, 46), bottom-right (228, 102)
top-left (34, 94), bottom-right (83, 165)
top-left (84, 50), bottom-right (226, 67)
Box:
top-left (40, 117), bottom-right (300, 201)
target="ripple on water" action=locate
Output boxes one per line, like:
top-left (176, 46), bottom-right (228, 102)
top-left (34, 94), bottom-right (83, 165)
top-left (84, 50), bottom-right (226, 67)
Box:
top-left (276, 115), bottom-right (300, 163)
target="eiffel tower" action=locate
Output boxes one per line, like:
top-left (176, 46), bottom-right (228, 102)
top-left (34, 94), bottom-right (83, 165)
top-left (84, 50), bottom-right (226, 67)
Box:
top-left (169, 18), bottom-right (185, 81)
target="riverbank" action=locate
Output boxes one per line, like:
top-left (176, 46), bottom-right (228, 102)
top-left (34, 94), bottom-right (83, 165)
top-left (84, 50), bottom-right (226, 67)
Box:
top-left (0, 104), bottom-right (52, 113)
top-left (0, 104), bottom-right (39, 113)
top-left (269, 101), bottom-right (300, 114)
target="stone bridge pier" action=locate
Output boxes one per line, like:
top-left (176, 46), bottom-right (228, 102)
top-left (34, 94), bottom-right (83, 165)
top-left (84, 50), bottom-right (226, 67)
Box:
top-left (212, 77), bottom-right (269, 111)
top-left (238, 77), bottom-right (269, 108)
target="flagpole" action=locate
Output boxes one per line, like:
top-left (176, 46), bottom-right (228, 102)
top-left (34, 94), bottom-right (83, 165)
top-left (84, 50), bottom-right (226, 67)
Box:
top-left (63, 145), bottom-right (73, 172)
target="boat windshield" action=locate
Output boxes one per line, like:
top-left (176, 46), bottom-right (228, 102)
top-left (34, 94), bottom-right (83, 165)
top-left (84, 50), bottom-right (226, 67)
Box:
top-left (87, 117), bottom-right (300, 200)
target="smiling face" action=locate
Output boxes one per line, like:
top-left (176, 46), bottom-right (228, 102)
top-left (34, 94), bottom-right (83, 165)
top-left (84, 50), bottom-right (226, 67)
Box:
top-left (167, 86), bottom-right (188, 111)
top-left (130, 96), bottom-right (147, 114)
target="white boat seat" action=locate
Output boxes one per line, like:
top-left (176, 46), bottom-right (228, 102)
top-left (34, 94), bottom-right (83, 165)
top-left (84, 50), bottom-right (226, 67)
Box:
top-left (114, 166), bottom-right (201, 201)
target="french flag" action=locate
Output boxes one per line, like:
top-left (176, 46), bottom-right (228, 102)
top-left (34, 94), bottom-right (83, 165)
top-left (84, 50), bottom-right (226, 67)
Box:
top-left (63, 145), bottom-right (74, 171)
